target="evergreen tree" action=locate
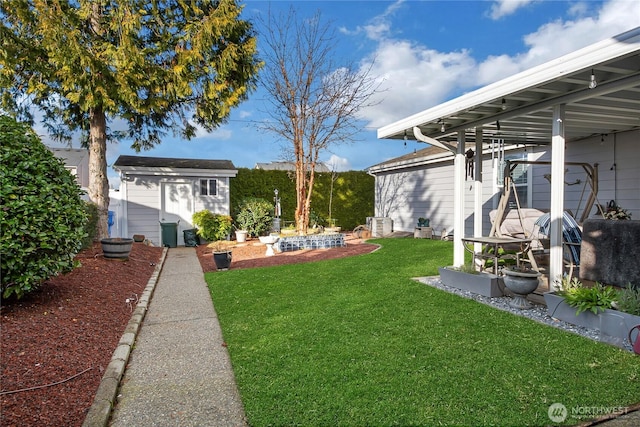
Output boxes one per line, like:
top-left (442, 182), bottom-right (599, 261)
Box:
top-left (0, 0), bottom-right (261, 237)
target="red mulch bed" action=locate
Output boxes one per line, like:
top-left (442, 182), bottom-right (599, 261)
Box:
top-left (1, 242), bottom-right (163, 427)
top-left (195, 234), bottom-right (378, 272)
top-left (1, 235), bottom-right (378, 426)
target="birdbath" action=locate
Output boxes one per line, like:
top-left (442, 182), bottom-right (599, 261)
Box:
top-left (259, 235), bottom-right (280, 257)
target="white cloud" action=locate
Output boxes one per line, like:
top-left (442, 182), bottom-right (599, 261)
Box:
top-left (489, 0), bottom-right (538, 20)
top-left (356, 0), bottom-right (640, 128)
top-left (325, 154), bottom-right (351, 172)
top-left (358, 39), bottom-right (476, 128)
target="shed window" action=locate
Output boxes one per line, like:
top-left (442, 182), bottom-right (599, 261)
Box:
top-left (200, 179), bottom-right (217, 196)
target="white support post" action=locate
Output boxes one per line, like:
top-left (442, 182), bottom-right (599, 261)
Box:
top-left (453, 132), bottom-right (466, 267)
top-left (474, 128), bottom-right (484, 256)
top-left (549, 104), bottom-right (566, 290)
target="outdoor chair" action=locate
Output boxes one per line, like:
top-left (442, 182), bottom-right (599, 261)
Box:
top-left (533, 212), bottom-right (582, 277)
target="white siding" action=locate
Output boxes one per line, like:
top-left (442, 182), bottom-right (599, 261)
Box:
top-left (125, 176), bottom-right (162, 244)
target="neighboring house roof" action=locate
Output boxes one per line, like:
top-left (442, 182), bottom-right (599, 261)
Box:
top-left (378, 26), bottom-right (640, 149)
top-left (113, 155), bottom-right (238, 177)
top-left (49, 147), bottom-right (89, 166)
top-left (255, 161), bottom-right (332, 172)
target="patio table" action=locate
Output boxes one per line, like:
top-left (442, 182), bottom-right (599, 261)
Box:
top-left (461, 236), bottom-right (535, 275)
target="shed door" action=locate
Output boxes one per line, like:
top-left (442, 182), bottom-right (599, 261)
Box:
top-left (160, 181), bottom-right (194, 246)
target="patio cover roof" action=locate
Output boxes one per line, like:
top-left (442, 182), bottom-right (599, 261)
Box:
top-left (376, 27), bottom-right (640, 289)
top-left (378, 27), bottom-right (640, 148)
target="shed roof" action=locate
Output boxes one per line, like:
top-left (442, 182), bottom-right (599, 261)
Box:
top-left (113, 155), bottom-right (236, 170)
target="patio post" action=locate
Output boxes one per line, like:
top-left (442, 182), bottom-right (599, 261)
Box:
top-left (549, 104), bottom-right (566, 290)
top-left (453, 131), bottom-right (466, 267)
top-left (474, 127), bottom-right (484, 255)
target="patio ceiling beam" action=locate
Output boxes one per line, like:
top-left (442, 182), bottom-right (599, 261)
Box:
top-left (437, 71), bottom-right (640, 138)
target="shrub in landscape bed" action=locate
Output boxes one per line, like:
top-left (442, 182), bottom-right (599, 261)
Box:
top-left (234, 197), bottom-right (273, 237)
top-left (0, 116), bottom-right (88, 300)
top-left (192, 210), bottom-right (233, 242)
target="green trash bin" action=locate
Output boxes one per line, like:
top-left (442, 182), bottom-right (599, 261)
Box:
top-left (160, 222), bottom-right (178, 248)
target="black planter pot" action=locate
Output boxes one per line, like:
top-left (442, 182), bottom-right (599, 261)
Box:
top-left (213, 251), bottom-right (232, 271)
top-left (101, 238), bottom-right (134, 260)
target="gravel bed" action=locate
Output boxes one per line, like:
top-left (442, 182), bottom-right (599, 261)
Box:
top-left (416, 276), bottom-right (634, 352)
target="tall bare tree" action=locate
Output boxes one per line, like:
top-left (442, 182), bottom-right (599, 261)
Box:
top-left (258, 7), bottom-right (378, 234)
top-left (0, 0), bottom-right (261, 238)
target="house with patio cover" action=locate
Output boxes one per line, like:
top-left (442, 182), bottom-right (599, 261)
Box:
top-left (372, 27), bottom-right (640, 289)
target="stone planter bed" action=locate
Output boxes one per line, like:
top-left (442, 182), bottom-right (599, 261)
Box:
top-left (544, 292), bottom-right (640, 346)
top-left (438, 266), bottom-right (504, 298)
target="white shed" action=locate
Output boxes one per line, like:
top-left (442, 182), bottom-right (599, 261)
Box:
top-left (112, 155), bottom-right (238, 246)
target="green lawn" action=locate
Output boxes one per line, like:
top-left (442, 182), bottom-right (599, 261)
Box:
top-left (206, 238), bottom-right (640, 426)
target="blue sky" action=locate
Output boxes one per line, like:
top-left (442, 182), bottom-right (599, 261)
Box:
top-left (42, 0), bottom-right (640, 187)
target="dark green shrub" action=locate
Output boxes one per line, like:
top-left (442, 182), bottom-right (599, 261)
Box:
top-left (192, 210), bottom-right (232, 242)
top-left (82, 202), bottom-right (99, 249)
top-left (235, 197), bottom-right (274, 237)
top-left (616, 283), bottom-right (640, 316)
top-left (0, 116), bottom-right (88, 300)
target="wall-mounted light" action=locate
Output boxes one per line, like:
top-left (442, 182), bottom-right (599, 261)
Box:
top-left (589, 69), bottom-right (597, 89)
top-left (404, 129), bottom-right (407, 146)
top-left (441, 122), bottom-right (446, 132)
top-left (501, 98), bottom-right (507, 111)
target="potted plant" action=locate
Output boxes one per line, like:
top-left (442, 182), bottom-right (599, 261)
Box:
top-left (235, 197), bottom-right (274, 238)
top-left (544, 277), bottom-right (640, 341)
top-left (192, 210), bottom-right (233, 243)
top-left (417, 217), bottom-right (430, 227)
top-left (325, 218), bottom-right (341, 233)
top-left (438, 263), bottom-right (504, 298)
top-left (208, 240), bottom-right (235, 270)
top-left (502, 265), bottom-right (541, 309)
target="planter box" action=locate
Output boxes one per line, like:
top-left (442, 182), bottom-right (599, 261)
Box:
top-left (438, 267), bottom-right (504, 298)
top-left (544, 292), bottom-right (640, 341)
top-left (414, 227), bottom-right (433, 239)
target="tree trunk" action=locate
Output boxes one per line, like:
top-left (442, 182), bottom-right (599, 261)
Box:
top-left (88, 107), bottom-right (110, 239)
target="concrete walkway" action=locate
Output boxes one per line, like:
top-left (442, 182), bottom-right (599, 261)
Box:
top-left (107, 247), bottom-right (247, 426)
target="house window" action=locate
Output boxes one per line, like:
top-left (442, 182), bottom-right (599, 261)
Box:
top-left (498, 154), bottom-right (529, 208)
top-left (200, 179), bottom-right (217, 196)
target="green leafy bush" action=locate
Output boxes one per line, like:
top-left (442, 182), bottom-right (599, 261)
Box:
top-left (192, 210), bottom-right (232, 242)
top-left (82, 202), bottom-right (99, 249)
top-left (234, 197), bottom-right (273, 237)
top-left (616, 283), bottom-right (640, 316)
top-left (1, 116), bottom-right (88, 300)
top-left (561, 281), bottom-right (617, 315)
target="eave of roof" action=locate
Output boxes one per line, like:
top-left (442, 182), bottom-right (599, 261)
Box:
top-left (113, 155), bottom-right (238, 177)
top-left (377, 27), bottom-right (640, 146)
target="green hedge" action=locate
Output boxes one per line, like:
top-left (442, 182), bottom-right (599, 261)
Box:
top-left (230, 168), bottom-right (374, 231)
top-left (1, 116), bottom-right (88, 300)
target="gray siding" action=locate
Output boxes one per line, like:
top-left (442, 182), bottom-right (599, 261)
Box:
top-left (373, 129), bottom-right (639, 237)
